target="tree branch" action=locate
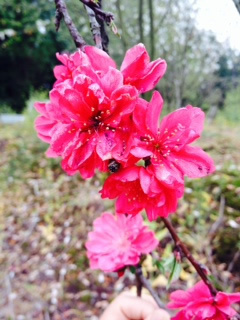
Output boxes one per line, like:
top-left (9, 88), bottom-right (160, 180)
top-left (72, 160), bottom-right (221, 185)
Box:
top-left (135, 265), bottom-right (166, 310)
top-left (80, 0), bottom-right (114, 25)
top-left (54, 0), bottom-right (86, 50)
top-left (139, 0), bottom-right (144, 43)
top-left (94, 0), bottom-right (109, 53)
top-left (161, 218), bottom-right (218, 296)
top-left (84, 5), bottom-right (103, 50)
top-left (148, 0), bottom-right (155, 59)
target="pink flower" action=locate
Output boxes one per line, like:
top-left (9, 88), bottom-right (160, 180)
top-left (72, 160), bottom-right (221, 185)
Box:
top-left (168, 281), bottom-right (240, 320)
top-left (85, 212), bottom-right (158, 272)
top-left (131, 91), bottom-right (215, 182)
top-left (120, 43), bottom-right (167, 93)
top-left (35, 69), bottom-right (138, 178)
top-left (100, 165), bottom-right (184, 221)
top-left (54, 44), bottom-right (166, 93)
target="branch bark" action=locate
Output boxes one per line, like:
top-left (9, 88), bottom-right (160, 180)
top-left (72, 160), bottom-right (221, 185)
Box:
top-left (54, 0), bottom-right (86, 50)
top-left (161, 218), bottom-right (218, 296)
top-left (80, 0), bottom-right (114, 24)
top-left (135, 265), bottom-right (166, 310)
top-left (139, 0), bottom-right (144, 43)
top-left (84, 5), bottom-right (103, 50)
top-left (95, 0), bottom-right (109, 53)
top-left (148, 0), bottom-right (155, 59)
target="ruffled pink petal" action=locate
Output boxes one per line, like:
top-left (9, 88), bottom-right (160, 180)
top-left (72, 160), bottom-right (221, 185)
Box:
top-left (131, 58), bottom-right (167, 93)
top-left (34, 102), bottom-right (47, 115)
top-left (168, 290), bottom-right (192, 309)
top-left (133, 98), bottom-right (148, 132)
top-left (96, 131), bottom-right (117, 161)
top-left (146, 91), bottom-right (164, 135)
top-left (100, 67), bottom-right (123, 97)
top-left (85, 46), bottom-right (116, 73)
top-left (173, 145), bottom-right (215, 178)
top-left (159, 106), bottom-right (205, 146)
top-left (139, 167), bottom-right (151, 194)
top-left (50, 124), bottom-right (78, 155)
top-left (35, 116), bottom-right (57, 143)
top-left (120, 43), bottom-right (149, 75)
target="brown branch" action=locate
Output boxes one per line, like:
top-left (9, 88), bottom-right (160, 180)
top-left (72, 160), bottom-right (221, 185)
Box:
top-left (54, 0), bottom-right (86, 50)
top-left (80, 0), bottom-right (114, 25)
top-left (84, 5), bottom-right (103, 50)
top-left (148, 0), bottom-right (155, 59)
top-left (161, 218), bottom-right (218, 296)
top-left (135, 265), bottom-right (166, 310)
top-left (94, 0), bottom-right (109, 53)
top-left (135, 267), bottom-right (143, 297)
top-left (139, 0), bottom-right (144, 43)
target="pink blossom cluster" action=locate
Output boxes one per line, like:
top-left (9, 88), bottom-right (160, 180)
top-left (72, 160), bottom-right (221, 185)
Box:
top-left (168, 281), bottom-right (240, 320)
top-left (35, 45), bottom-right (240, 315)
top-left (35, 43), bottom-right (215, 221)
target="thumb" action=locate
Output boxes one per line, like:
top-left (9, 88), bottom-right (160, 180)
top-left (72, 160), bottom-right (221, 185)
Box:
top-left (147, 309), bottom-right (170, 320)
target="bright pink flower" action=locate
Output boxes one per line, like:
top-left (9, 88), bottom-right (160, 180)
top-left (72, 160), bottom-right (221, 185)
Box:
top-left (35, 72), bottom-right (138, 178)
top-left (86, 212), bottom-right (158, 272)
top-left (54, 44), bottom-right (166, 93)
top-left (120, 43), bottom-right (167, 93)
top-left (131, 91), bottom-right (215, 182)
top-left (168, 281), bottom-right (240, 320)
top-left (100, 165), bottom-right (184, 221)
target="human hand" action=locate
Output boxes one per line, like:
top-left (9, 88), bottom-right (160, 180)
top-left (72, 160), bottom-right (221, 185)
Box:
top-left (100, 291), bottom-right (170, 320)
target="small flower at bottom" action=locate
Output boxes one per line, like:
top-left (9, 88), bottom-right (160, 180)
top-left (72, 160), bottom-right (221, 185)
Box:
top-left (168, 281), bottom-right (240, 320)
top-left (85, 212), bottom-right (158, 272)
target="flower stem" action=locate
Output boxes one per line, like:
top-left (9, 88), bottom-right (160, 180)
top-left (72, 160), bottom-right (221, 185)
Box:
top-left (161, 218), bottom-right (218, 296)
top-left (135, 265), bottom-right (167, 310)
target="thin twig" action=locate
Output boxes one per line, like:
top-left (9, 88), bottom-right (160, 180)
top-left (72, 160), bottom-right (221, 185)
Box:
top-left (84, 5), bottom-right (103, 49)
top-left (135, 265), bottom-right (166, 310)
top-left (135, 266), bottom-right (143, 297)
top-left (162, 218), bottom-right (218, 296)
top-left (80, 0), bottom-right (114, 24)
top-left (55, 0), bottom-right (86, 49)
top-left (94, 0), bottom-right (109, 53)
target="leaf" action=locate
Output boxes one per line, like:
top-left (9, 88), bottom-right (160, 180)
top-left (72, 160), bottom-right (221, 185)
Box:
top-left (167, 257), bottom-right (182, 289)
top-left (154, 260), bottom-right (165, 273)
top-left (129, 266), bottom-right (136, 274)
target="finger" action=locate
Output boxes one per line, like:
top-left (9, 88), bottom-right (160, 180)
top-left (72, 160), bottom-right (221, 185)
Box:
top-left (119, 295), bottom-right (157, 319)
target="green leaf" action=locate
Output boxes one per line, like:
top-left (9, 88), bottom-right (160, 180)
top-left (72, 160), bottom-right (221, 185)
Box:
top-left (167, 257), bottom-right (182, 289)
top-left (129, 266), bottom-right (136, 274)
top-left (154, 260), bottom-right (165, 273)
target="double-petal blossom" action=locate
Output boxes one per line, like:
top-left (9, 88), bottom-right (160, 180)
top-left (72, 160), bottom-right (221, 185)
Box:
top-left (86, 212), bottom-right (158, 272)
top-left (35, 71), bottom-right (138, 178)
top-left (100, 165), bottom-right (184, 221)
top-left (131, 91), bottom-right (215, 182)
top-left (168, 281), bottom-right (240, 320)
top-left (54, 44), bottom-right (167, 93)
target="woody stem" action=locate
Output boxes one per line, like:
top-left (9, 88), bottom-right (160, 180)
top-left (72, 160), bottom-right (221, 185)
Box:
top-left (54, 0), bottom-right (86, 49)
top-left (161, 218), bottom-right (218, 296)
top-left (135, 264), bottom-right (167, 310)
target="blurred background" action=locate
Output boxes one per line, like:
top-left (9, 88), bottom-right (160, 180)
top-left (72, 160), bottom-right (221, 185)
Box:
top-left (0, 0), bottom-right (240, 319)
